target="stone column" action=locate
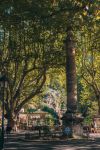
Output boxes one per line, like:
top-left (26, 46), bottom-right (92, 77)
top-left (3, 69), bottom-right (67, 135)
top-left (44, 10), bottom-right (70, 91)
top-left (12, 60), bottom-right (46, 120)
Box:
top-left (62, 27), bottom-right (84, 137)
top-left (65, 27), bottom-right (77, 113)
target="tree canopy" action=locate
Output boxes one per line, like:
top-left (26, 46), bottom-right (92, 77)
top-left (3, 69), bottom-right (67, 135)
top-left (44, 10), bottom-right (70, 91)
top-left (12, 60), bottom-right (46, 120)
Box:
top-left (0, 0), bottom-right (99, 126)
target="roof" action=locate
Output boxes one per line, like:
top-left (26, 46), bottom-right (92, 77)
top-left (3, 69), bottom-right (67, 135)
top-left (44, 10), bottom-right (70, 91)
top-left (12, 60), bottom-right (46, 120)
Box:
top-left (33, 110), bottom-right (48, 114)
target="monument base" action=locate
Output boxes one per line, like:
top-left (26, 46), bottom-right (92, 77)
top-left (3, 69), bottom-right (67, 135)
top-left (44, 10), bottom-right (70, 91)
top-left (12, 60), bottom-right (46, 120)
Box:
top-left (62, 111), bottom-right (84, 137)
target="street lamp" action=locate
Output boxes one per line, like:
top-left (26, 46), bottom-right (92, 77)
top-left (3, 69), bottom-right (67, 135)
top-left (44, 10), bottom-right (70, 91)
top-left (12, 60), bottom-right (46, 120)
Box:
top-left (0, 75), bottom-right (8, 149)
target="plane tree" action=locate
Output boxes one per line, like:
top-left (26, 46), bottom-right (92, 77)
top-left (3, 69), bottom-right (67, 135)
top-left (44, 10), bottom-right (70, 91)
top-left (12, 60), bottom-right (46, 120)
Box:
top-left (0, 0), bottom-right (99, 129)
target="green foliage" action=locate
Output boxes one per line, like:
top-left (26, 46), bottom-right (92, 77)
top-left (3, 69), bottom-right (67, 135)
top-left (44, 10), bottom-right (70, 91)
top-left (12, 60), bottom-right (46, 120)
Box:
top-left (0, 0), bottom-right (99, 121)
top-left (45, 114), bottom-right (55, 126)
top-left (76, 24), bottom-right (100, 115)
top-left (27, 108), bottom-right (37, 113)
top-left (42, 106), bottom-right (58, 119)
top-left (83, 115), bottom-right (93, 126)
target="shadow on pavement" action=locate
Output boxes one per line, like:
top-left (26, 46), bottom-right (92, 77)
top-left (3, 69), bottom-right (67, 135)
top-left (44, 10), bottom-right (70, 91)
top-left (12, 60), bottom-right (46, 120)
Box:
top-left (4, 137), bottom-right (100, 150)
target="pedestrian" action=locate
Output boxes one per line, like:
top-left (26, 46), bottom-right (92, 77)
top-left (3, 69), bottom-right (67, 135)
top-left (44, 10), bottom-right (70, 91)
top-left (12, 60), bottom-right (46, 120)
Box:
top-left (94, 121), bottom-right (97, 133)
top-left (6, 126), bottom-right (12, 134)
top-left (83, 126), bottom-right (90, 139)
top-left (64, 126), bottom-right (71, 139)
top-left (13, 122), bottom-right (18, 132)
top-left (86, 126), bottom-right (90, 139)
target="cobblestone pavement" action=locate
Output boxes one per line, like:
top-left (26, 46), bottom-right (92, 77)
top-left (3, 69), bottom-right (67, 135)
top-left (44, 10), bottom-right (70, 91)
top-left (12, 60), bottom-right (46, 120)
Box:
top-left (4, 133), bottom-right (100, 150)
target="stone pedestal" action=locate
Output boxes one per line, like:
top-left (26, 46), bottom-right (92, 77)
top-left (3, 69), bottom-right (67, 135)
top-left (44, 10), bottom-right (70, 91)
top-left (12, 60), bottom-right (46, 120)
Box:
top-left (62, 111), bottom-right (84, 137)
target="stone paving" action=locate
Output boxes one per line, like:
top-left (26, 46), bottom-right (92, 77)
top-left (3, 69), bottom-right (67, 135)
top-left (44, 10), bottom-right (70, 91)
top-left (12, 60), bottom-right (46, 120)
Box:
top-left (4, 132), bottom-right (100, 150)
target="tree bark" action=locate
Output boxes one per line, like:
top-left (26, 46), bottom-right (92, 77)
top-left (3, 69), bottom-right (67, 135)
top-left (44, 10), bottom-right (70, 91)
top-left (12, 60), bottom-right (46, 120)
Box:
top-left (5, 111), bottom-right (15, 132)
top-left (65, 28), bottom-right (77, 113)
top-left (97, 95), bottom-right (100, 115)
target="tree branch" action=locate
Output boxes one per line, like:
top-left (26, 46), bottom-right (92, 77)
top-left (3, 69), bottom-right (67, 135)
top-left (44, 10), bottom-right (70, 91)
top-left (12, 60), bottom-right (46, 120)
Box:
top-left (15, 69), bottom-right (46, 114)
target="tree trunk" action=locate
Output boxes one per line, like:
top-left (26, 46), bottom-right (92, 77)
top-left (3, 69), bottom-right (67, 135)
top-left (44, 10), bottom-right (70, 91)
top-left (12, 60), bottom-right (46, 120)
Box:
top-left (97, 95), bottom-right (100, 115)
top-left (65, 28), bottom-right (77, 113)
top-left (5, 111), bottom-right (15, 133)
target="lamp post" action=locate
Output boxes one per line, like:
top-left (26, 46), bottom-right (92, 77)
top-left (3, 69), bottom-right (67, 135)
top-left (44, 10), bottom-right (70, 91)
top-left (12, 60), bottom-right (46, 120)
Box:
top-left (0, 75), bottom-right (8, 149)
